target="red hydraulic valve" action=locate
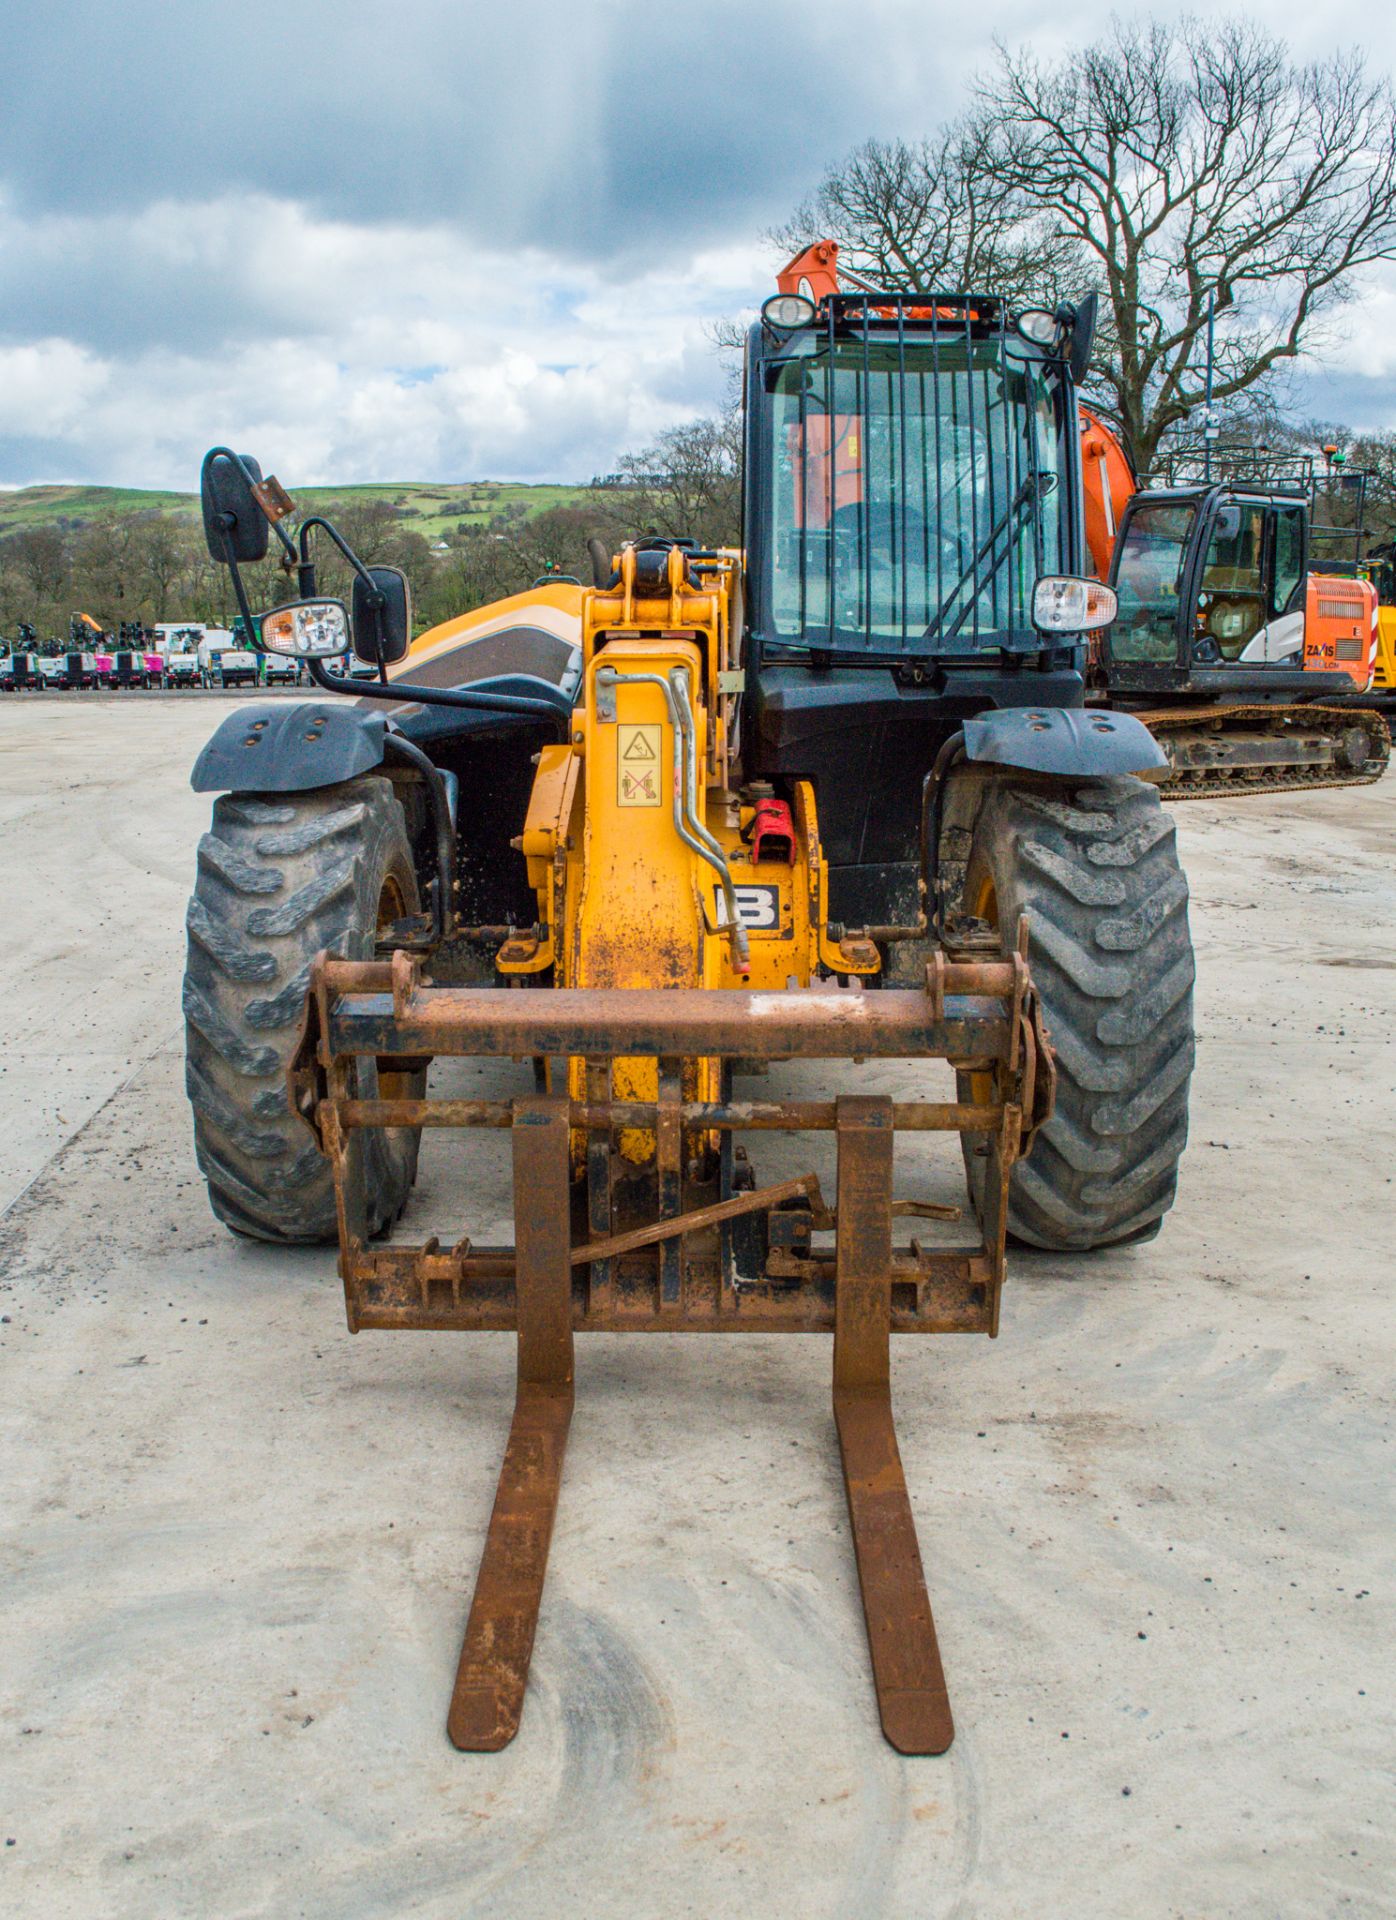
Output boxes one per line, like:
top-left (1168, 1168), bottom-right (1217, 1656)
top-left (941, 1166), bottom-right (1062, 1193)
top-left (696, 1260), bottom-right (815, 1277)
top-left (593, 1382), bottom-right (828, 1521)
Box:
top-left (751, 796), bottom-right (795, 864)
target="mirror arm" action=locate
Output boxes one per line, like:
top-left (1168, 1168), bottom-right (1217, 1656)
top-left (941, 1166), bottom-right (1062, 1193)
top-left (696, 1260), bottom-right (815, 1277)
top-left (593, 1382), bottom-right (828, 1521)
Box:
top-left (298, 515), bottom-right (393, 677)
top-left (220, 534), bottom-right (263, 649)
top-left (305, 656), bottom-right (571, 737)
top-left (298, 516), bottom-right (383, 605)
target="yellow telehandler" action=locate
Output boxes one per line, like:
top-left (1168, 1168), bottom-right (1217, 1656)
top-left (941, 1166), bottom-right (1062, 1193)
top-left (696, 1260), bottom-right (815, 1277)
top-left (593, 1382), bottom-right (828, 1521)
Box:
top-left (183, 255), bottom-right (1193, 1754)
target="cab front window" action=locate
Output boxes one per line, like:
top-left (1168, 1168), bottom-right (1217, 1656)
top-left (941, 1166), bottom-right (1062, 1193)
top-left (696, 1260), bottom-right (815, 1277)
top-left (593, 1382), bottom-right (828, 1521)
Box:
top-left (764, 335), bottom-right (1066, 653)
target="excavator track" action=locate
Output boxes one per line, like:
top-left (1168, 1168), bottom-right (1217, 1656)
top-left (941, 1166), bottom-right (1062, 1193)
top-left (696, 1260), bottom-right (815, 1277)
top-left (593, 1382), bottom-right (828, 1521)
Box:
top-left (1133, 704), bottom-right (1391, 800)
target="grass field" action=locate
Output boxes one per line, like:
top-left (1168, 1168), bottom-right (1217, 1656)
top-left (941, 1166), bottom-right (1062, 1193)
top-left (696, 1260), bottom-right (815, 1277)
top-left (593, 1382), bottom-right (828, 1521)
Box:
top-left (0, 479), bottom-right (596, 542)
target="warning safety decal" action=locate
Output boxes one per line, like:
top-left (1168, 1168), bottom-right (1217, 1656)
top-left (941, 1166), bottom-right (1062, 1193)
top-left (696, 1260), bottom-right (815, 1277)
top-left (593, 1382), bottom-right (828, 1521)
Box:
top-left (616, 723), bottom-right (662, 807)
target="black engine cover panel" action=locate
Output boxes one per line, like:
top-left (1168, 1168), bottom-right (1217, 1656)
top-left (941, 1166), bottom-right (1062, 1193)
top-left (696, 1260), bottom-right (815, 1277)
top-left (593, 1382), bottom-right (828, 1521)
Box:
top-left (749, 663), bottom-right (1085, 875)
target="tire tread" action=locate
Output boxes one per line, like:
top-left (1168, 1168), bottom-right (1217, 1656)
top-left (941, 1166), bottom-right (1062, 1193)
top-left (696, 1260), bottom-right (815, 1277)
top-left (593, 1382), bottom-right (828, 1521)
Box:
top-left (183, 775), bottom-right (419, 1244)
top-left (961, 774), bottom-right (1195, 1251)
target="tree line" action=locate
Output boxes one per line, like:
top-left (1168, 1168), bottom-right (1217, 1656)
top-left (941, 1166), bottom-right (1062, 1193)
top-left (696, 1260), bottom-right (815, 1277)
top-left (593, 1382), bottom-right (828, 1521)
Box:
top-left (9, 403), bottom-right (1396, 650)
top-left (0, 419), bottom-right (743, 646)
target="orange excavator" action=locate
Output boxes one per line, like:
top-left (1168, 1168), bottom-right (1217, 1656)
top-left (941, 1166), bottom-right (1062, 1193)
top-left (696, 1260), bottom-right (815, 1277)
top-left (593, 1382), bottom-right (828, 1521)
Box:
top-left (1078, 412), bottom-right (1389, 795)
top-left (778, 240), bottom-right (1390, 797)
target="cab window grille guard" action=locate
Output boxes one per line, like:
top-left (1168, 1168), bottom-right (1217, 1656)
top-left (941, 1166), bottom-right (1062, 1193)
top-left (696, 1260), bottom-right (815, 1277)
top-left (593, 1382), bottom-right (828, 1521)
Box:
top-left (768, 293), bottom-right (1061, 655)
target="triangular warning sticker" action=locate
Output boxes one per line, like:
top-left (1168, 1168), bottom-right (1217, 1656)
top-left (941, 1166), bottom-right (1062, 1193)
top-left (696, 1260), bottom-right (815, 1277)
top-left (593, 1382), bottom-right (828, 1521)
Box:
top-left (623, 731), bottom-right (657, 760)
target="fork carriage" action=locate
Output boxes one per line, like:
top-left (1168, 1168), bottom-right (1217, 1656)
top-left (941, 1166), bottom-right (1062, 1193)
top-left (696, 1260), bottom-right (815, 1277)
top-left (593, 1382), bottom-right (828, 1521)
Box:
top-left (290, 944), bottom-right (1052, 1753)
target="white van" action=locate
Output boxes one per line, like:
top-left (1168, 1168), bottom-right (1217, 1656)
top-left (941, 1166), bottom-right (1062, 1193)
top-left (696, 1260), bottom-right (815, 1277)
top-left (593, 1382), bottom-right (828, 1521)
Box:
top-left (197, 627), bottom-right (258, 689)
top-left (155, 624), bottom-right (204, 686)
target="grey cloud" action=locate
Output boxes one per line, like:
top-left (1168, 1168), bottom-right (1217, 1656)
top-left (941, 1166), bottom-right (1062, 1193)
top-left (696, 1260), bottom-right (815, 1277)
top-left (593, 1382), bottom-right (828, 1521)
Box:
top-left (1289, 367), bottom-right (1396, 433)
top-left (0, 434), bottom-right (99, 488)
top-left (1, 0), bottom-right (946, 260)
top-left (0, 209), bottom-right (287, 357)
top-left (5, 0), bottom-right (1394, 490)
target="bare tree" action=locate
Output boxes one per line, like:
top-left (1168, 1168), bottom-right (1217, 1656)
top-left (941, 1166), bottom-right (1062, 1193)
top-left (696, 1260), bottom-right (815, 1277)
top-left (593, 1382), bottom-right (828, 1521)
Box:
top-left (1344, 430), bottom-right (1396, 543)
top-left (72, 515), bottom-right (140, 616)
top-left (5, 523), bottom-right (70, 603)
top-left (300, 498), bottom-right (434, 613)
top-left (771, 123), bottom-right (1083, 306)
top-left (980, 19), bottom-right (1396, 472)
top-left (617, 415), bottom-right (742, 549)
top-left (134, 512), bottom-right (196, 622)
top-left (0, 544), bottom-right (27, 633)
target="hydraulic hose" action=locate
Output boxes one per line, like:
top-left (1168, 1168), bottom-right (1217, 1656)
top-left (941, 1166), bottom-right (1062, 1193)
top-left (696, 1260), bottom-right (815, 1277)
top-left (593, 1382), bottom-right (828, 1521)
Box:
top-left (922, 730), bottom-right (966, 937)
top-left (595, 665), bottom-right (750, 975)
top-left (668, 669), bottom-right (751, 975)
top-left (381, 731), bottom-right (457, 943)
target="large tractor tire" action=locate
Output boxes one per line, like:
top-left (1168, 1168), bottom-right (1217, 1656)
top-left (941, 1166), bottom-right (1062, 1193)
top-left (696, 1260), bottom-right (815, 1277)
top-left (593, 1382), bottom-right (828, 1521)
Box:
top-left (183, 775), bottom-right (423, 1243)
top-left (959, 774), bottom-right (1194, 1251)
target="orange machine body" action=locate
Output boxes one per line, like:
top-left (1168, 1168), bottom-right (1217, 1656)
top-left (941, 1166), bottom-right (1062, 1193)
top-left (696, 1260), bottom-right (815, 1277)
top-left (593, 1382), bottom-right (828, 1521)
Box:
top-left (776, 240), bottom-right (843, 305)
top-left (1079, 408), bottom-right (1138, 583)
top-left (775, 239), bottom-right (995, 326)
top-left (1303, 574), bottom-right (1378, 689)
top-left (787, 415), bottom-right (864, 528)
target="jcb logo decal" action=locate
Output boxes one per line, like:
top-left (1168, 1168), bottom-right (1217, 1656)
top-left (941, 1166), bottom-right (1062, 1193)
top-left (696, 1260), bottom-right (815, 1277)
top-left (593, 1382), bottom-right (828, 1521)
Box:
top-left (617, 724), bottom-right (662, 807)
top-left (718, 884), bottom-right (781, 930)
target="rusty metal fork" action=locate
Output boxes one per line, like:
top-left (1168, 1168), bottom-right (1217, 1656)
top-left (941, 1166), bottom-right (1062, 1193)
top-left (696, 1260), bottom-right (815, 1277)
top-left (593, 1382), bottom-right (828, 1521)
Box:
top-left (447, 1095), bottom-right (574, 1751)
top-left (833, 1096), bottom-right (954, 1755)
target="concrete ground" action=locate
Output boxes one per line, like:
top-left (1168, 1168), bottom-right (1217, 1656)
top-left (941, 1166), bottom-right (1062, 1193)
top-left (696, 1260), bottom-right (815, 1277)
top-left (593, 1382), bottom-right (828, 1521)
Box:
top-left (1, 695), bottom-right (1392, 1920)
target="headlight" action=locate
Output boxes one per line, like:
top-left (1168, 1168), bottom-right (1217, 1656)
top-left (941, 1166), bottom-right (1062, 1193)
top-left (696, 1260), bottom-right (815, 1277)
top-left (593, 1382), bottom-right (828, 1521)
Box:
top-left (1015, 308), bottom-right (1060, 348)
top-left (1032, 576), bottom-right (1118, 633)
top-left (762, 293), bottom-right (817, 331)
top-left (260, 598), bottom-right (351, 657)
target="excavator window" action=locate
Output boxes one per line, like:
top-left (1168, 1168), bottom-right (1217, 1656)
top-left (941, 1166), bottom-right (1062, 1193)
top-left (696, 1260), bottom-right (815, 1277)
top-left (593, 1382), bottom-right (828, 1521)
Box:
top-left (1111, 501), bottom-right (1195, 662)
top-left (1197, 503), bottom-right (1268, 657)
top-left (1273, 505), bottom-right (1305, 614)
top-left (762, 336), bottom-right (1065, 654)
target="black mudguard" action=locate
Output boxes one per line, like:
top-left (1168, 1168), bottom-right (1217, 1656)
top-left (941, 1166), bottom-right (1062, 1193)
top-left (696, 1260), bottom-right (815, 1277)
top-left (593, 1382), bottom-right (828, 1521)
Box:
top-left (190, 702), bottom-right (389, 793)
top-left (962, 706), bottom-right (1165, 777)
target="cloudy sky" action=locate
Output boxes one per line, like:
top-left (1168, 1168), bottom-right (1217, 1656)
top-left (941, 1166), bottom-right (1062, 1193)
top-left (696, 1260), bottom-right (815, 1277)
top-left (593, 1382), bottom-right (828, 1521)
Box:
top-left (2, 0), bottom-right (1395, 490)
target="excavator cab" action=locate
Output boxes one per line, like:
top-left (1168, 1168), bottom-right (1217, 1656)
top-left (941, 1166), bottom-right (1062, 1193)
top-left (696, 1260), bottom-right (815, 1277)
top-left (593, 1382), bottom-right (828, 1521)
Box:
top-left (1107, 484), bottom-right (1320, 682)
top-left (1108, 478), bottom-right (1379, 700)
top-left (1086, 443), bottom-right (1388, 790)
top-left (1093, 426), bottom-right (1381, 705)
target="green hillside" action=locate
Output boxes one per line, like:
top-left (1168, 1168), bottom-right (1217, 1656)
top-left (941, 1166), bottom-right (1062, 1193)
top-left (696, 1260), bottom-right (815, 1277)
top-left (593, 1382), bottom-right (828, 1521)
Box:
top-left (0, 484), bottom-right (192, 528)
top-left (0, 479), bottom-right (595, 542)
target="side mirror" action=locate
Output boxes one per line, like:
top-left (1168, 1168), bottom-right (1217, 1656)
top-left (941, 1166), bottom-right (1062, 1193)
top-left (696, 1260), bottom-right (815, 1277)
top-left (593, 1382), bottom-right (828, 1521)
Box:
top-left (351, 565), bottom-right (411, 666)
top-left (259, 599), bottom-right (350, 658)
top-left (200, 450), bottom-right (270, 564)
top-left (1067, 292), bottom-right (1098, 386)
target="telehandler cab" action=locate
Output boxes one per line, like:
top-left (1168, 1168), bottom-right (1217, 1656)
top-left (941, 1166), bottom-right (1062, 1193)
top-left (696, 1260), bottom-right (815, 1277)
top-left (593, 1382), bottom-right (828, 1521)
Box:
top-left (184, 254), bottom-right (1195, 1755)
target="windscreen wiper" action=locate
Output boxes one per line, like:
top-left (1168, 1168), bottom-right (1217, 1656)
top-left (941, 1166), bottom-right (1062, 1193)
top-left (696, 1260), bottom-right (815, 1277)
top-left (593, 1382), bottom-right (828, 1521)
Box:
top-left (923, 471), bottom-right (1055, 644)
